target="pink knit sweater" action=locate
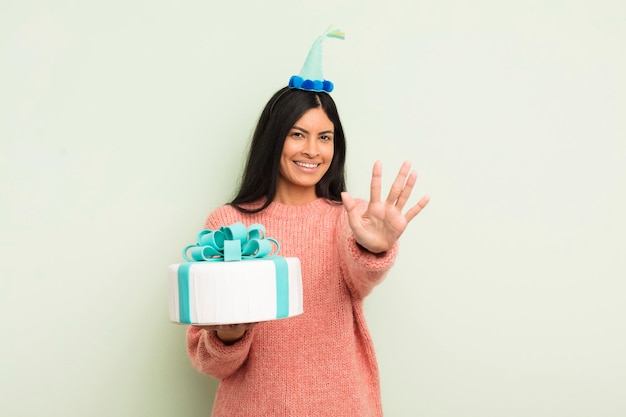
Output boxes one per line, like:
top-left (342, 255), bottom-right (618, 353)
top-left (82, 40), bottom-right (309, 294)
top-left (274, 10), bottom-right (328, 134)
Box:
top-left (187, 198), bottom-right (398, 417)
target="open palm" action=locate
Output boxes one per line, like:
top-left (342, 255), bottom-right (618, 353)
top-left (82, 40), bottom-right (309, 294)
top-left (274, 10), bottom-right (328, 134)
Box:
top-left (341, 161), bottom-right (429, 253)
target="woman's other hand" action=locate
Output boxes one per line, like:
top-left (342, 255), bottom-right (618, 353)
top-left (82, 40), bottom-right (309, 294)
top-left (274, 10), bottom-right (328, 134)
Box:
top-left (192, 322), bottom-right (257, 345)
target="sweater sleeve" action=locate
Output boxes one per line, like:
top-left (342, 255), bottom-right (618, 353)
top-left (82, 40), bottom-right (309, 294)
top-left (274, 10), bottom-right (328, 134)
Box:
top-left (186, 326), bottom-right (255, 380)
top-left (337, 199), bottom-right (399, 300)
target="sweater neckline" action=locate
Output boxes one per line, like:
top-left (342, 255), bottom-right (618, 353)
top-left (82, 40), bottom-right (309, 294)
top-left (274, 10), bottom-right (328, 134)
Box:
top-left (262, 198), bottom-right (341, 218)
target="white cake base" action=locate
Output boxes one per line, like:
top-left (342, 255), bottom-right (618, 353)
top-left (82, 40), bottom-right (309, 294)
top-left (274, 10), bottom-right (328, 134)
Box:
top-left (169, 257), bottom-right (303, 325)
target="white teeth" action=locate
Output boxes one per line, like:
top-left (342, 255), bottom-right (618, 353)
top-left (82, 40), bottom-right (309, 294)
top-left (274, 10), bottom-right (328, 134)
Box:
top-left (295, 161), bottom-right (318, 169)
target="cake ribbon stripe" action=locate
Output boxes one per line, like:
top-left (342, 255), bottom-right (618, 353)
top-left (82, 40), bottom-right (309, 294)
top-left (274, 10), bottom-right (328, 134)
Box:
top-left (177, 222), bottom-right (290, 324)
top-left (177, 263), bottom-right (193, 324)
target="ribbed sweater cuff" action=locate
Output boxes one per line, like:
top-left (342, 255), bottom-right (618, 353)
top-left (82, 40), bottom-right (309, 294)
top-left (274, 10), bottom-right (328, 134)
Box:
top-left (345, 233), bottom-right (398, 270)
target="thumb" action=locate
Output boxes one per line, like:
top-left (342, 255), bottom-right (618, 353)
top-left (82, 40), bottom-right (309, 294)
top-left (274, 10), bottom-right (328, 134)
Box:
top-left (341, 191), bottom-right (362, 232)
top-left (341, 191), bottom-right (356, 213)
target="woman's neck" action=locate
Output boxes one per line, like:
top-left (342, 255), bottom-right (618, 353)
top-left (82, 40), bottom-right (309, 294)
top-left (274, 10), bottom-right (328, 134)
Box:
top-left (273, 183), bottom-right (318, 205)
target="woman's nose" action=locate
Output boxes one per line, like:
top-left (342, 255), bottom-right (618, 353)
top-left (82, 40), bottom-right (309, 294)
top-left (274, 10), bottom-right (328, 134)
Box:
top-left (302, 138), bottom-right (319, 157)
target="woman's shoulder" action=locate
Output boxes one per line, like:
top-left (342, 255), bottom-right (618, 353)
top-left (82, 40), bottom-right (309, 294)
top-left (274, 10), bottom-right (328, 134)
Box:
top-left (204, 204), bottom-right (246, 229)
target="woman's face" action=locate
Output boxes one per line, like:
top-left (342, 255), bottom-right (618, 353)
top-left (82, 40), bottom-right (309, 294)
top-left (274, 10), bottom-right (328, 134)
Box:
top-left (275, 107), bottom-right (335, 204)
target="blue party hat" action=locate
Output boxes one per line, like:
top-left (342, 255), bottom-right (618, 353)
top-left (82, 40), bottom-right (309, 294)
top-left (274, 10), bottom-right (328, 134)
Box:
top-left (289, 25), bottom-right (345, 93)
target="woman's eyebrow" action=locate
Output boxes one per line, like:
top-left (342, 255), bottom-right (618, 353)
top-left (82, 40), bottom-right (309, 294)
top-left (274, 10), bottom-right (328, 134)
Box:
top-left (291, 126), bottom-right (334, 135)
top-left (291, 125), bottom-right (309, 134)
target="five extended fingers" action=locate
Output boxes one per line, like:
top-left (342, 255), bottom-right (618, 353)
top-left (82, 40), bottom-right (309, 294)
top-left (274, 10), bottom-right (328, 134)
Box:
top-left (352, 160), bottom-right (428, 252)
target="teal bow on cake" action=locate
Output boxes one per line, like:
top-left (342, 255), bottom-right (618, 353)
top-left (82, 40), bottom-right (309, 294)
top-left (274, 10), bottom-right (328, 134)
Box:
top-left (182, 222), bottom-right (280, 262)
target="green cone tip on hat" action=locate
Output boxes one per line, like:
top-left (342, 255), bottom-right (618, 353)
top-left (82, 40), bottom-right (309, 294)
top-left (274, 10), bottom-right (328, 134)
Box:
top-left (289, 25), bottom-right (345, 93)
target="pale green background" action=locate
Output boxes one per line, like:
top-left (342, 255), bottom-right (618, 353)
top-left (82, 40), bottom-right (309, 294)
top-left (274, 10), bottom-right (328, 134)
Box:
top-left (1, 1), bottom-right (625, 416)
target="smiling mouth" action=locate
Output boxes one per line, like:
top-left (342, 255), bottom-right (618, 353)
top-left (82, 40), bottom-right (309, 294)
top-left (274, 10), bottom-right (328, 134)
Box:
top-left (294, 161), bottom-right (320, 169)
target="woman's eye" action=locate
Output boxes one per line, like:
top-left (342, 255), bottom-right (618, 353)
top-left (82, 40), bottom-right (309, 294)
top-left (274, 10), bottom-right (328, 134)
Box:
top-left (320, 135), bottom-right (333, 141)
top-left (291, 132), bottom-right (304, 138)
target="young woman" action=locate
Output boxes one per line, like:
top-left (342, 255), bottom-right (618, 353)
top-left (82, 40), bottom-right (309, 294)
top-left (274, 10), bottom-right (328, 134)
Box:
top-left (187, 86), bottom-right (429, 416)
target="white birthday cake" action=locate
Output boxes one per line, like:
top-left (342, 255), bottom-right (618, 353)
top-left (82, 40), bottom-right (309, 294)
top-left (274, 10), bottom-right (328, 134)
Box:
top-left (168, 222), bottom-right (303, 325)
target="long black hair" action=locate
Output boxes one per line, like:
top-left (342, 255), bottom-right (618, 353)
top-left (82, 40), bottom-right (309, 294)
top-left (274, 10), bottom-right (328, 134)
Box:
top-left (230, 87), bottom-right (347, 213)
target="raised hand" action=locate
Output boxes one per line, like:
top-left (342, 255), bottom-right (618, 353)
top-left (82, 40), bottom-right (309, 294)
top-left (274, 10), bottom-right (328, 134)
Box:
top-left (341, 160), bottom-right (429, 253)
